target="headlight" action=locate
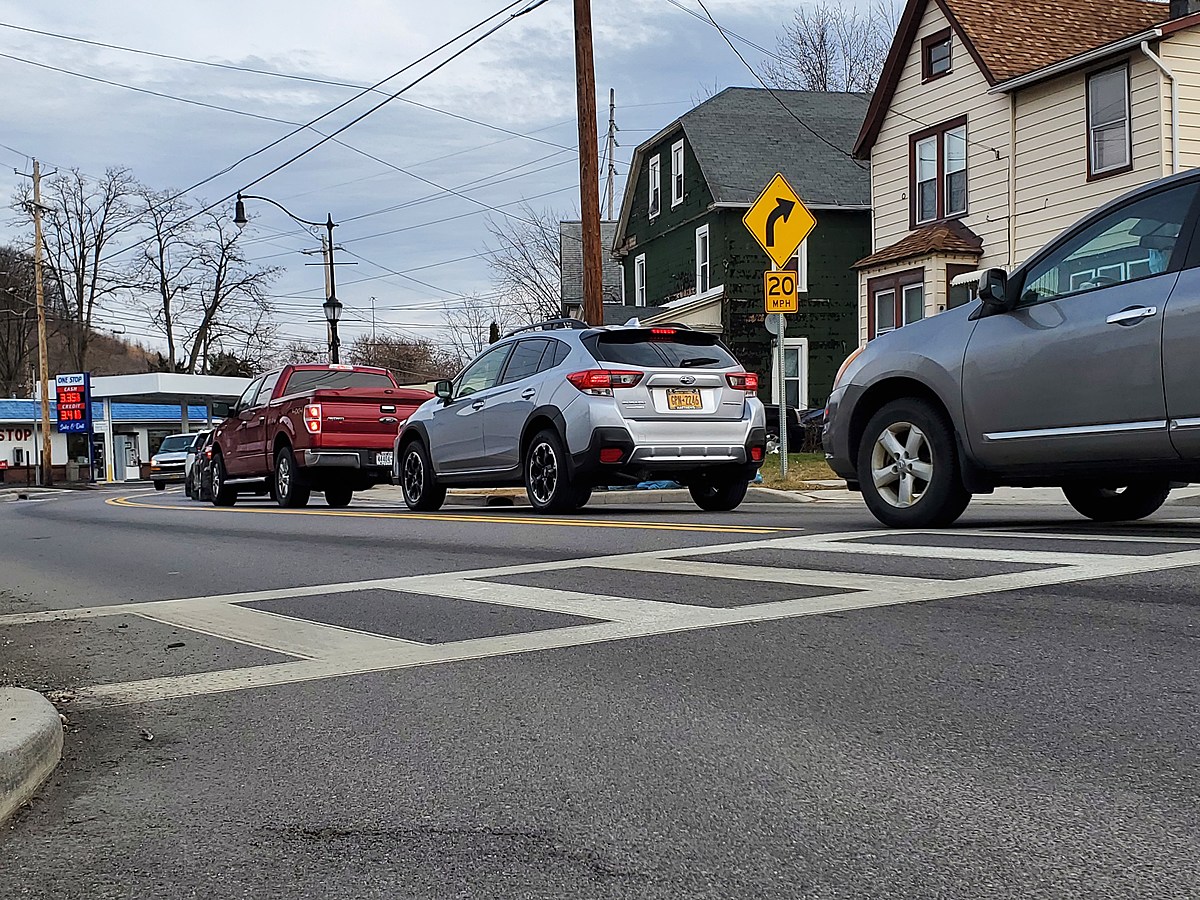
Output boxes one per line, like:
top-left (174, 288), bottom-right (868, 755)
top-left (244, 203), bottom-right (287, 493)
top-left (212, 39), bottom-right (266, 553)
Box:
top-left (832, 346), bottom-right (865, 391)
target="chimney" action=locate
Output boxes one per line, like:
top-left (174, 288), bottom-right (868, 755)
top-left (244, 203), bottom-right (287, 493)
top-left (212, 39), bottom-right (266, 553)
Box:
top-left (1171, 0), bottom-right (1200, 18)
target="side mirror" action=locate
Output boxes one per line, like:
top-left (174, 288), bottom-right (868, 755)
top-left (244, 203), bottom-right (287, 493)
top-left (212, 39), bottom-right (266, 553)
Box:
top-left (434, 380), bottom-right (453, 401)
top-left (975, 268), bottom-right (1013, 316)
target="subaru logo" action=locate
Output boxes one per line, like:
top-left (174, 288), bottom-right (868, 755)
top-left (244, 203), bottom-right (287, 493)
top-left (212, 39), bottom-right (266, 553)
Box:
top-left (680, 375), bottom-right (696, 385)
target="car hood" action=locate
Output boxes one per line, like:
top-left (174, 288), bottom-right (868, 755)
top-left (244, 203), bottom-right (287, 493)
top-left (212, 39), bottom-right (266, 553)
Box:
top-left (152, 452), bottom-right (189, 464)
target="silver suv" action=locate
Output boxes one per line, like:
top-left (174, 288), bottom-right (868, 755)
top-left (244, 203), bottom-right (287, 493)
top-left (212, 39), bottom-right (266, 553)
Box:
top-left (825, 170), bottom-right (1200, 528)
top-left (394, 320), bottom-right (766, 512)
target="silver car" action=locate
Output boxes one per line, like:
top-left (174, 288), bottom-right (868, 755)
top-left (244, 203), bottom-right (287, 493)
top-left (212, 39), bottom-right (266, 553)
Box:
top-left (825, 170), bottom-right (1200, 528)
top-left (395, 320), bottom-right (767, 512)
top-left (150, 432), bottom-right (205, 491)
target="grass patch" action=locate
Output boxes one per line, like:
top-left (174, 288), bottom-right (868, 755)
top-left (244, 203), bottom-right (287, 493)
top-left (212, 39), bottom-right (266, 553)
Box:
top-left (760, 453), bottom-right (840, 491)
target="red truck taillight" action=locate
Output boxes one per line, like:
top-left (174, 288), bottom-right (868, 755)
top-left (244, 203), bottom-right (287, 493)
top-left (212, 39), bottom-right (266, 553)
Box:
top-left (304, 404), bottom-right (322, 434)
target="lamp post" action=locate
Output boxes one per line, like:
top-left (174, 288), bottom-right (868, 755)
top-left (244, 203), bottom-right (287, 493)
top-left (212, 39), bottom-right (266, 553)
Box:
top-left (233, 193), bottom-right (342, 363)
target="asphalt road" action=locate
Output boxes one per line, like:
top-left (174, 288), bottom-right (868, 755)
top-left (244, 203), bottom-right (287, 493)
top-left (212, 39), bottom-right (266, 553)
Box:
top-left (2, 487), bottom-right (1199, 899)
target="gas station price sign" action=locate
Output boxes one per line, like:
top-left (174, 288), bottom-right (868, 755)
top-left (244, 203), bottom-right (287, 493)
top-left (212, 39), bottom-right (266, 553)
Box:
top-left (55, 373), bottom-right (92, 434)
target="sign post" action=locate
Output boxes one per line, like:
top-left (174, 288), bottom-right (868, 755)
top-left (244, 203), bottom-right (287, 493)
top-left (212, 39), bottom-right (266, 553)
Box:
top-left (745, 174), bottom-right (817, 483)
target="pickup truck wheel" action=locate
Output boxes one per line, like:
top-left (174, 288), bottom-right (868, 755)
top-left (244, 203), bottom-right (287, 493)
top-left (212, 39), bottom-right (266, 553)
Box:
top-left (400, 441), bottom-right (445, 511)
top-left (1062, 481), bottom-right (1170, 522)
top-left (153, 481), bottom-right (166, 492)
top-left (274, 447), bottom-right (311, 509)
top-left (689, 477), bottom-right (750, 511)
top-left (325, 486), bottom-right (353, 508)
top-left (857, 398), bottom-right (970, 529)
top-left (210, 454), bottom-right (237, 507)
top-left (525, 429), bottom-right (578, 513)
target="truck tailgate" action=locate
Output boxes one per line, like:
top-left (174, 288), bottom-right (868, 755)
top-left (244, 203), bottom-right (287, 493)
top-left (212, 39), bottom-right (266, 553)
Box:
top-left (310, 388), bottom-right (429, 448)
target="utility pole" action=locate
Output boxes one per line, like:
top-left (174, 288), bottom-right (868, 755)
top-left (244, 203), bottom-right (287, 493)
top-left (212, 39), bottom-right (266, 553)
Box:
top-left (31, 159), bottom-right (52, 487)
top-left (370, 296), bottom-right (377, 349)
top-left (321, 233), bottom-right (333, 360)
top-left (604, 88), bottom-right (618, 220)
top-left (573, 0), bottom-right (604, 327)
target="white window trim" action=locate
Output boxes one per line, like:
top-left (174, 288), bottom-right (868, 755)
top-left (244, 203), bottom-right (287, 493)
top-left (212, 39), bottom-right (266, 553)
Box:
top-left (671, 140), bottom-right (685, 208)
top-left (770, 239), bottom-right (809, 292)
top-left (648, 154), bottom-right (661, 219)
top-left (1088, 65), bottom-right (1131, 176)
top-left (902, 283), bottom-right (926, 326)
top-left (634, 253), bottom-right (647, 307)
top-left (771, 337), bottom-right (809, 408)
top-left (695, 224), bottom-right (710, 295)
top-left (943, 124), bottom-right (968, 217)
top-left (874, 288), bottom-right (897, 336)
top-left (915, 135), bottom-right (938, 225)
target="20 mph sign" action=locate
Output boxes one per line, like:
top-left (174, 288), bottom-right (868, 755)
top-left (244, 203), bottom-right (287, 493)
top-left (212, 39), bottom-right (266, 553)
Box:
top-left (764, 271), bottom-right (799, 314)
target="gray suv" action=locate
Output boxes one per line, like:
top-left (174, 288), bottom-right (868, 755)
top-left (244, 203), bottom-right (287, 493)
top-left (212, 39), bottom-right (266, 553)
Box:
top-left (825, 170), bottom-right (1200, 528)
top-left (395, 320), bottom-right (766, 512)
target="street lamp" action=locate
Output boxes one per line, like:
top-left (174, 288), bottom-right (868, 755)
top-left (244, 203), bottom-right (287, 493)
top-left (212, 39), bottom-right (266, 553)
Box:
top-left (234, 193), bottom-right (342, 364)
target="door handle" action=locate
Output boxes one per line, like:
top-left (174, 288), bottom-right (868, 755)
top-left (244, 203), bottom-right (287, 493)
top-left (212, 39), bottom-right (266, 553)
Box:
top-left (258, 416), bottom-right (266, 423)
top-left (521, 389), bottom-right (537, 399)
top-left (471, 400), bottom-right (486, 410)
top-left (1106, 305), bottom-right (1157, 325)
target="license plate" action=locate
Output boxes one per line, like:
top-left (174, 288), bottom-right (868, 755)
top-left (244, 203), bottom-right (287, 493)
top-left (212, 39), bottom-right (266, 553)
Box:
top-left (666, 389), bottom-right (703, 410)
top-left (374, 451), bottom-right (394, 467)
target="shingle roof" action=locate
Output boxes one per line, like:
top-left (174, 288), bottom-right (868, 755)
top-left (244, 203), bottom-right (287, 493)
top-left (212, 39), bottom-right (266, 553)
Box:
top-left (854, 219), bottom-right (983, 269)
top-left (0, 399), bottom-right (212, 423)
top-left (945, 0), bottom-right (1169, 82)
top-left (559, 221), bottom-right (623, 304)
top-left (679, 88), bottom-right (871, 207)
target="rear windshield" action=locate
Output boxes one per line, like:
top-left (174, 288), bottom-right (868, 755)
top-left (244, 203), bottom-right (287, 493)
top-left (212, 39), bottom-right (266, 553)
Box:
top-left (583, 330), bottom-right (740, 369)
top-left (158, 435), bottom-right (194, 453)
top-left (282, 370), bottom-right (395, 395)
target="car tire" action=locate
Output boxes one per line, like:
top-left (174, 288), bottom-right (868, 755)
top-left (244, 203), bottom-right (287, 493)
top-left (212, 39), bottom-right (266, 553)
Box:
top-left (400, 440), bottom-right (445, 512)
top-left (274, 446), bottom-right (311, 509)
top-left (857, 398), bottom-right (970, 529)
top-left (210, 454), bottom-right (237, 507)
top-left (154, 481), bottom-right (166, 492)
top-left (525, 429), bottom-right (578, 514)
top-left (325, 486), bottom-right (354, 508)
top-left (184, 477), bottom-right (193, 499)
top-left (689, 477), bottom-right (751, 511)
top-left (1062, 482), bottom-right (1170, 522)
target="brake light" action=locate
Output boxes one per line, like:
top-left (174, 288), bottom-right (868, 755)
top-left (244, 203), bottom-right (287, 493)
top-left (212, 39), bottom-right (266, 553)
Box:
top-left (650, 328), bottom-right (676, 341)
top-left (750, 445), bottom-right (764, 462)
top-left (204, 447), bottom-right (212, 460)
top-left (599, 448), bottom-right (624, 463)
top-left (567, 370), bottom-right (643, 393)
top-left (727, 372), bottom-right (759, 391)
top-left (304, 403), bottom-right (322, 434)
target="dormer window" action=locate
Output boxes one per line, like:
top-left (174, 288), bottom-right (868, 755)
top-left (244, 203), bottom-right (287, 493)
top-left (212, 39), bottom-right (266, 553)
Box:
top-left (923, 29), bottom-right (952, 81)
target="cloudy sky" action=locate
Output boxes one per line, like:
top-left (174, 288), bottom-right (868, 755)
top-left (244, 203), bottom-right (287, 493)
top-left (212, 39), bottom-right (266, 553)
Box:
top-left (0, 0), bottom-right (803, 358)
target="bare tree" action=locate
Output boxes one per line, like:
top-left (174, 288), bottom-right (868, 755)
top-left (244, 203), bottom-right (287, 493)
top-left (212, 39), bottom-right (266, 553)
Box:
top-left (0, 247), bottom-right (38, 396)
top-left (13, 167), bottom-right (140, 371)
top-left (347, 333), bottom-right (459, 384)
top-left (130, 186), bottom-right (201, 371)
top-left (763, 1), bottom-right (901, 92)
top-left (442, 294), bottom-right (518, 366)
top-left (483, 203), bottom-right (564, 324)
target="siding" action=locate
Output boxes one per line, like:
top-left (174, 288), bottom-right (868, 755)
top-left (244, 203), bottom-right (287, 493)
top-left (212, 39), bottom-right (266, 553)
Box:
top-left (1161, 29), bottom-right (1200, 173)
top-left (1012, 52), bottom-right (1164, 263)
top-left (870, 3), bottom-right (1013, 268)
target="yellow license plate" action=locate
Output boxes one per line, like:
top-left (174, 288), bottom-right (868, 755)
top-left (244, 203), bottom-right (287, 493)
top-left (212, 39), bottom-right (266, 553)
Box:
top-left (666, 389), bottom-right (703, 410)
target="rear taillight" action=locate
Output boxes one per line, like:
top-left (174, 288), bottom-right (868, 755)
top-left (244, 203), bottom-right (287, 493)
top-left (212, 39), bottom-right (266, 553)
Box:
top-left (650, 328), bottom-right (677, 341)
top-left (599, 447), bottom-right (625, 464)
top-left (750, 445), bottom-right (764, 462)
top-left (304, 403), bottom-right (322, 434)
top-left (727, 372), bottom-right (759, 391)
top-left (567, 370), bottom-right (643, 393)
top-left (204, 447), bottom-right (212, 460)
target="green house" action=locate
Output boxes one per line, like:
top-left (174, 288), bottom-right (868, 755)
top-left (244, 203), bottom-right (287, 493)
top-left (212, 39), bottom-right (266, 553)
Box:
top-left (611, 87), bottom-right (872, 411)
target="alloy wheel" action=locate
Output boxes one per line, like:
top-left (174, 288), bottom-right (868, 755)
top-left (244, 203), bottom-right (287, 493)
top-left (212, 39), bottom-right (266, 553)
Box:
top-left (277, 455), bottom-right (292, 499)
top-left (870, 421), bottom-right (934, 509)
top-left (403, 449), bottom-right (424, 501)
top-left (528, 441), bottom-right (558, 505)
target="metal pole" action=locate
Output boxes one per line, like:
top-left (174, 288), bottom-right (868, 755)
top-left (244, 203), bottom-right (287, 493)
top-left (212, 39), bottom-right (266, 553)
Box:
top-left (32, 159), bottom-right (52, 487)
top-left (573, 0), bottom-right (604, 326)
top-left (325, 215), bottom-right (340, 364)
top-left (777, 327), bottom-right (789, 480)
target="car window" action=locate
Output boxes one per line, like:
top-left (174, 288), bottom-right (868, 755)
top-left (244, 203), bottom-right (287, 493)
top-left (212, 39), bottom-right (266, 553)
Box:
top-left (254, 371), bottom-right (282, 405)
top-left (455, 345), bottom-right (512, 397)
top-left (584, 329), bottom-right (740, 369)
top-left (1020, 183), bottom-right (1199, 305)
top-left (501, 340), bottom-right (550, 384)
top-left (235, 377), bottom-right (263, 413)
top-left (540, 339), bottom-right (569, 371)
top-left (282, 369), bottom-right (395, 395)
top-left (157, 435), bottom-right (193, 453)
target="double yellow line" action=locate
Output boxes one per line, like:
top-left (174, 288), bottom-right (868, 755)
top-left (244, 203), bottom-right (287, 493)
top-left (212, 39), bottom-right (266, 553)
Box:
top-left (106, 494), bottom-right (789, 534)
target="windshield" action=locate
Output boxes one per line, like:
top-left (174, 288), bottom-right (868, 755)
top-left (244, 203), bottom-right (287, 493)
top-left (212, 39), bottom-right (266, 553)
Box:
top-left (583, 329), bottom-right (740, 369)
top-left (157, 435), bottom-right (194, 453)
top-left (282, 370), bottom-right (395, 395)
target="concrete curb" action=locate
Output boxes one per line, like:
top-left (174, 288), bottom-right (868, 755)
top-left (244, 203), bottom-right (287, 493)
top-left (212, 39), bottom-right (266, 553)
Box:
top-left (0, 689), bottom-right (63, 825)
top-left (434, 486), bottom-right (816, 508)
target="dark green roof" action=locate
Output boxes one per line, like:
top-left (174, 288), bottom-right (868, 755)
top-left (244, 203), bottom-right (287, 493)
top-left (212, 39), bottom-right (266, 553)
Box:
top-left (678, 87), bottom-right (871, 207)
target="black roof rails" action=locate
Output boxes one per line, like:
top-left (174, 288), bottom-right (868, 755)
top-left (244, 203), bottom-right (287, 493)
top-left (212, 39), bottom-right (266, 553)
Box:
top-left (501, 318), bottom-right (591, 339)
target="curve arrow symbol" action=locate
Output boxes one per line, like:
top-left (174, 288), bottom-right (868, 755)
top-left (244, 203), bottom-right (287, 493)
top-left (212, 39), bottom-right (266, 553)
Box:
top-left (765, 197), bottom-right (795, 247)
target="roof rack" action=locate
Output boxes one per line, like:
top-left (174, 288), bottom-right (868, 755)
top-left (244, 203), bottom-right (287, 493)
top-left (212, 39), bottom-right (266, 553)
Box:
top-left (501, 318), bottom-right (591, 339)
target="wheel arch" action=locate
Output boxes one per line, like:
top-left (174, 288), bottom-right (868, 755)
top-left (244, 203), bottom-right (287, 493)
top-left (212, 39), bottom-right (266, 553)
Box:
top-left (519, 407), bottom-right (568, 462)
top-left (849, 378), bottom-right (955, 465)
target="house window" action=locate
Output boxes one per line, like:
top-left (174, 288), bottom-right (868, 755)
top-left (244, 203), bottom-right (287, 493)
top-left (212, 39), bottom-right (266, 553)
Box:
top-left (772, 239), bottom-right (809, 292)
top-left (671, 140), bottom-right (684, 207)
top-left (695, 225), bottom-right (710, 294)
top-left (947, 263), bottom-right (978, 309)
top-left (1088, 64), bottom-right (1131, 178)
top-left (922, 29), bottom-right (952, 81)
top-left (634, 253), bottom-right (646, 306)
top-left (910, 117), bottom-right (968, 226)
top-left (867, 268), bottom-right (925, 339)
top-left (648, 154), bottom-right (661, 218)
top-left (771, 337), bottom-right (809, 411)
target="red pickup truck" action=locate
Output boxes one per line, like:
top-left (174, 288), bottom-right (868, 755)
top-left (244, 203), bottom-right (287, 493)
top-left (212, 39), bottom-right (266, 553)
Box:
top-left (210, 364), bottom-right (432, 508)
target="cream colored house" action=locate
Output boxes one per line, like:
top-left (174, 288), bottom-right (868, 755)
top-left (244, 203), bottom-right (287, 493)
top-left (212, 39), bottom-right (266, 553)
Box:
top-left (854, 0), bottom-right (1200, 343)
